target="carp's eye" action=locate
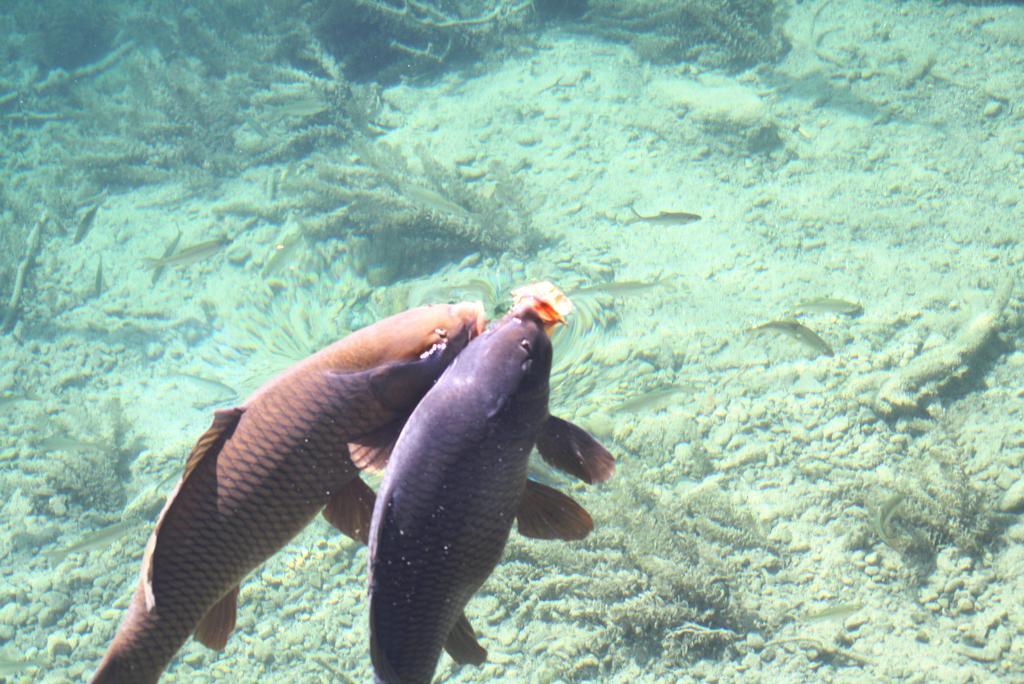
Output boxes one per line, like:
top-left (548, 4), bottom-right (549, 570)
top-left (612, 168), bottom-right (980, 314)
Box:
top-left (520, 339), bottom-right (531, 352)
top-left (434, 327), bottom-right (448, 339)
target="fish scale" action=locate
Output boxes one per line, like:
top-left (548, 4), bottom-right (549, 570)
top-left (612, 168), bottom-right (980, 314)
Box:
top-left (92, 303), bottom-right (483, 683)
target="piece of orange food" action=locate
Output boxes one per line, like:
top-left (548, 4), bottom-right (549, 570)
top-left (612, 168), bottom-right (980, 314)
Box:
top-left (510, 281), bottom-right (573, 332)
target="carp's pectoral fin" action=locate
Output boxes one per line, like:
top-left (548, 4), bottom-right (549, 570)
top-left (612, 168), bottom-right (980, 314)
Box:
top-left (323, 477), bottom-right (376, 545)
top-left (444, 612), bottom-right (487, 666)
top-left (516, 480), bottom-right (594, 541)
top-left (536, 415), bottom-right (616, 484)
top-left (366, 350), bottom-right (453, 409)
top-left (194, 584), bottom-right (239, 651)
top-left (348, 419), bottom-right (403, 473)
top-left (142, 406), bottom-right (245, 611)
top-left (323, 350), bottom-right (447, 420)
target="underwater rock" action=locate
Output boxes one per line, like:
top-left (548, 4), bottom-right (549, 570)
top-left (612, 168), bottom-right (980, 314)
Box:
top-left (649, 75), bottom-right (768, 129)
top-left (873, 279), bottom-right (1014, 419)
top-left (46, 632), bottom-right (75, 658)
top-left (997, 478), bottom-right (1024, 514)
top-left (981, 13), bottom-right (1024, 47)
top-left (648, 74), bottom-right (780, 154)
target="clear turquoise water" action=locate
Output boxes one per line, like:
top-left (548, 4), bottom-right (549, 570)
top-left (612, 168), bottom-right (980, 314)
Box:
top-left (1, 1), bottom-right (1023, 682)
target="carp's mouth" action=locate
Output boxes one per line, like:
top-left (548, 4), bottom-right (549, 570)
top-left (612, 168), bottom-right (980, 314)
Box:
top-left (448, 300), bottom-right (488, 339)
top-left (419, 300), bottom-right (486, 360)
top-left (467, 300), bottom-right (487, 337)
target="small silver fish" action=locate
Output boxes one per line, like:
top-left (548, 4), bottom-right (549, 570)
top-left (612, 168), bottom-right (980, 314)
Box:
top-left (143, 236), bottom-right (229, 270)
top-left (169, 373), bottom-right (238, 408)
top-left (616, 384), bottom-right (696, 413)
top-left (74, 204), bottom-right (100, 244)
top-left (793, 297), bottom-right (863, 316)
top-left (40, 434), bottom-right (104, 453)
top-left (262, 230), bottom-right (306, 277)
top-left (627, 204), bottom-right (702, 225)
top-left (800, 602), bottom-right (864, 623)
top-left (45, 519), bottom-right (139, 560)
top-left (271, 94), bottom-right (327, 121)
top-left (0, 394), bottom-right (29, 411)
top-left (400, 183), bottom-right (473, 219)
top-left (750, 319), bottom-right (834, 357)
top-left (93, 256), bottom-right (104, 299)
top-left (0, 656), bottom-right (45, 675)
top-left (572, 280), bottom-right (665, 297)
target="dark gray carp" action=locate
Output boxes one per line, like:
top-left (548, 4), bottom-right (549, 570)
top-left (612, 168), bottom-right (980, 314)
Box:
top-left (368, 293), bottom-right (614, 684)
top-left (92, 302), bottom-right (485, 684)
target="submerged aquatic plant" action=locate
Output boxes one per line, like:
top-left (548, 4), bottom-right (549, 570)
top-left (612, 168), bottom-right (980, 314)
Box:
top-left (865, 458), bottom-right (998, 579)
top-left (492, 475), bottom-right (775, 676)
top-left (219, 139), bottom-right (544, 285)
top-left (348, 140), bottom-right (545, 283)
top-left (314, 0), bottom-right (535, 82)
top-left (584, 0), bottom-right (788, 68)
top-left (25, 398), bottom-right (142, 514)
top-left (205, 247), bottom-right (380, 396)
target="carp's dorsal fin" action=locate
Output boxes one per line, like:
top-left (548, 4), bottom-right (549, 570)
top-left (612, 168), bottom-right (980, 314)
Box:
top-left (323, 476), bottom-right (376, 545)
top-left (183, 407), bottom-right (245, 481)
top-left (348, 419), bottom-right (403, 472)
top-left (141, 407), bottom-right (244, 611)
top-left (517, 479), bottom-right (594, 541)
top-left (195, 584), bottom-right (239, 651)
top-left (444, 612), bottom-right (487, 665)
top-left (536, 415), bottom-right (616, 484)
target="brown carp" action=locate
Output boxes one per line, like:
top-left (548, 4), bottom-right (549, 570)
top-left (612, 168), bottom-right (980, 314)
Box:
top-left (92, 302), bottom-right (485, 684)
top-left (368, 289), bottom-right (614, 684)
